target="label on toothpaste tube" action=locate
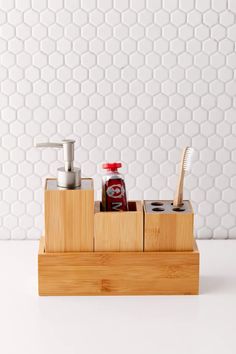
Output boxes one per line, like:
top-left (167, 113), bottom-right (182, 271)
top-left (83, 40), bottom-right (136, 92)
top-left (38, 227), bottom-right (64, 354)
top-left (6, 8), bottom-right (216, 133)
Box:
top-left (105, 179), bottom-right (128, 211)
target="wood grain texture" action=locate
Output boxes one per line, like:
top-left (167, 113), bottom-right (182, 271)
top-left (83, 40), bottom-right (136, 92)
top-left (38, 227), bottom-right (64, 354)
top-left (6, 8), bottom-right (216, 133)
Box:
top-left (45, 178), bottom-right (94, 252)
top-left (38, 237), bottom-right (199, 296)
top-left (144, 201), bottom-right (194, 252)
top-left (94, 201), bottom-right (143, 251)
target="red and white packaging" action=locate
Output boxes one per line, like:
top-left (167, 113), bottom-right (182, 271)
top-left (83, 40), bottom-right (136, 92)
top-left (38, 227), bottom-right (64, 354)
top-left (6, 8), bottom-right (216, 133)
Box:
top-left (102, 162), bottom-right (128, 212)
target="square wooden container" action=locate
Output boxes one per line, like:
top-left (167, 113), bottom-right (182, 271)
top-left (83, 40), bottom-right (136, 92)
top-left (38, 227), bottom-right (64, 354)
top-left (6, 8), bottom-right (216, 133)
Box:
top-left (144, 200), bottom-right (194, 252)
top-left (94, 201), bottom-right (143, 251)
top-left (38, 236), bottom-right (199, 296)
top-left (44, 178), bottom-right (94, 252)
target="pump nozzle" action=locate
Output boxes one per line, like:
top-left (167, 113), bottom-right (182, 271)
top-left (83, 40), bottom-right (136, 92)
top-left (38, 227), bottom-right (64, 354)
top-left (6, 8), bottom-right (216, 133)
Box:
top-left (36, 139), bottom-right (81, 189)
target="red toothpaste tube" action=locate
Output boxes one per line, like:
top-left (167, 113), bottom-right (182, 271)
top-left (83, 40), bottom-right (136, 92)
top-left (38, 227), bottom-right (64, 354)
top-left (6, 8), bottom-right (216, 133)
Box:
top-left (102, 162), bottom-right (128, 212)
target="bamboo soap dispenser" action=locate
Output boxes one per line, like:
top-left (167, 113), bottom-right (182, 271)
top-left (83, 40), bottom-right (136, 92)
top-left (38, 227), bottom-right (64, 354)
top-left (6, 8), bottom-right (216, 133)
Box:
top-left (36, 140), bottom-right (94, 252)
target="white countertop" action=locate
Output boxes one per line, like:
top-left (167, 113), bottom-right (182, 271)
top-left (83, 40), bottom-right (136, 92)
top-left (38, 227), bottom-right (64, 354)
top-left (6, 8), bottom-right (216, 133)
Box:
top-left (0, 240), bottom-right (235, 354)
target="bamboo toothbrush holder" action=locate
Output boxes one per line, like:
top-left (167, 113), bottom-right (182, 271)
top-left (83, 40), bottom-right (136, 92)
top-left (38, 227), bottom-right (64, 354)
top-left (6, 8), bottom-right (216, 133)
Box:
top-left (94, 201), bottom-right (143, 251)
top-left (144, 200), bottom-right (194, 251)
top-left (44, 178), bottom-right (94, 252)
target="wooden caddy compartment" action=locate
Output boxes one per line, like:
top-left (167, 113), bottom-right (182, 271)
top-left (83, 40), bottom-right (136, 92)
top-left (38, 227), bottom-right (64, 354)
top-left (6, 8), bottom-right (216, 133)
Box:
top-left (38, 185), bottom-right (199, 295)
top-left (94, 201), bottom-right (143, 251)
top-left (144, 200), bottom-right (194, 251)
top-left (44, 178), bottom-right (94, 252)
top-left (38, 236), bottom-right (199, 296)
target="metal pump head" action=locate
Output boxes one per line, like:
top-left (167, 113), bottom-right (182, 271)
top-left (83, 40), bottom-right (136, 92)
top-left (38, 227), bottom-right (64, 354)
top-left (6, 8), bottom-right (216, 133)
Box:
top-left (36, 139), bottom-right (81, 189)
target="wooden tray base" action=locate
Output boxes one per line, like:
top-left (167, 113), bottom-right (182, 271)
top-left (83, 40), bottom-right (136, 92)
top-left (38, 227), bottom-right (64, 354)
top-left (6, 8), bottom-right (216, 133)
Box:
top-left (38, 237), bottom-right (199, 296)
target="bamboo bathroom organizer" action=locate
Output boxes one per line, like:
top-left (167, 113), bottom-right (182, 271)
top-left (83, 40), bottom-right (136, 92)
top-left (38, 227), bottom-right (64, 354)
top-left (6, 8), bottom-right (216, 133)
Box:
top-left (38, 179), bottom-right (199, 296)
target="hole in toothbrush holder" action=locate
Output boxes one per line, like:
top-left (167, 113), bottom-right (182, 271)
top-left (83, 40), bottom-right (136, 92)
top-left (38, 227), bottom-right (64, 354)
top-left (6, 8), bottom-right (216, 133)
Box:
top-left (171, 202), bottom-right (184, 206)
top-left (152, 207), bottom-right (165, 212)
top-left (172, 207), bottom-right (185, 212)
top-left (151, 202), bottom-right (164, 206)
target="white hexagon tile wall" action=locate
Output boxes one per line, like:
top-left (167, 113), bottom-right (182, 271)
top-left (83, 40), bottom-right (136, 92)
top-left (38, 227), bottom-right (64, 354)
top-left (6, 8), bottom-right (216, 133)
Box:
top-left (0, 0), bottom-right (235, 240)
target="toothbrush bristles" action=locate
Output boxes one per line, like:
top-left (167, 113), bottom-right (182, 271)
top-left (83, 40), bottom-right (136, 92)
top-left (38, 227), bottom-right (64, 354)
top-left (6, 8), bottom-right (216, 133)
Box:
top-left (183, 147), bottom-right (194, 172)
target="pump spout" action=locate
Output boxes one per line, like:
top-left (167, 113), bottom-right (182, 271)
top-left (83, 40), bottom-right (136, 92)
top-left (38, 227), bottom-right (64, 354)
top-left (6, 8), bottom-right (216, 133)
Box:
top-left (35, 139), bottom-right (80, 189)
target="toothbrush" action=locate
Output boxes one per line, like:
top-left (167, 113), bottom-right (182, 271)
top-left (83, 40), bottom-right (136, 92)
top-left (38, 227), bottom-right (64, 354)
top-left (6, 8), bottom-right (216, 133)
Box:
top-left (173, 147), bottom-right (194, 207)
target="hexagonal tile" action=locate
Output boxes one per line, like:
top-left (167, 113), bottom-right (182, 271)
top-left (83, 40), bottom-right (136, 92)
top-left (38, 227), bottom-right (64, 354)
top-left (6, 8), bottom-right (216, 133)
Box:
top-left (0, 0), bottom-right (235, 240)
